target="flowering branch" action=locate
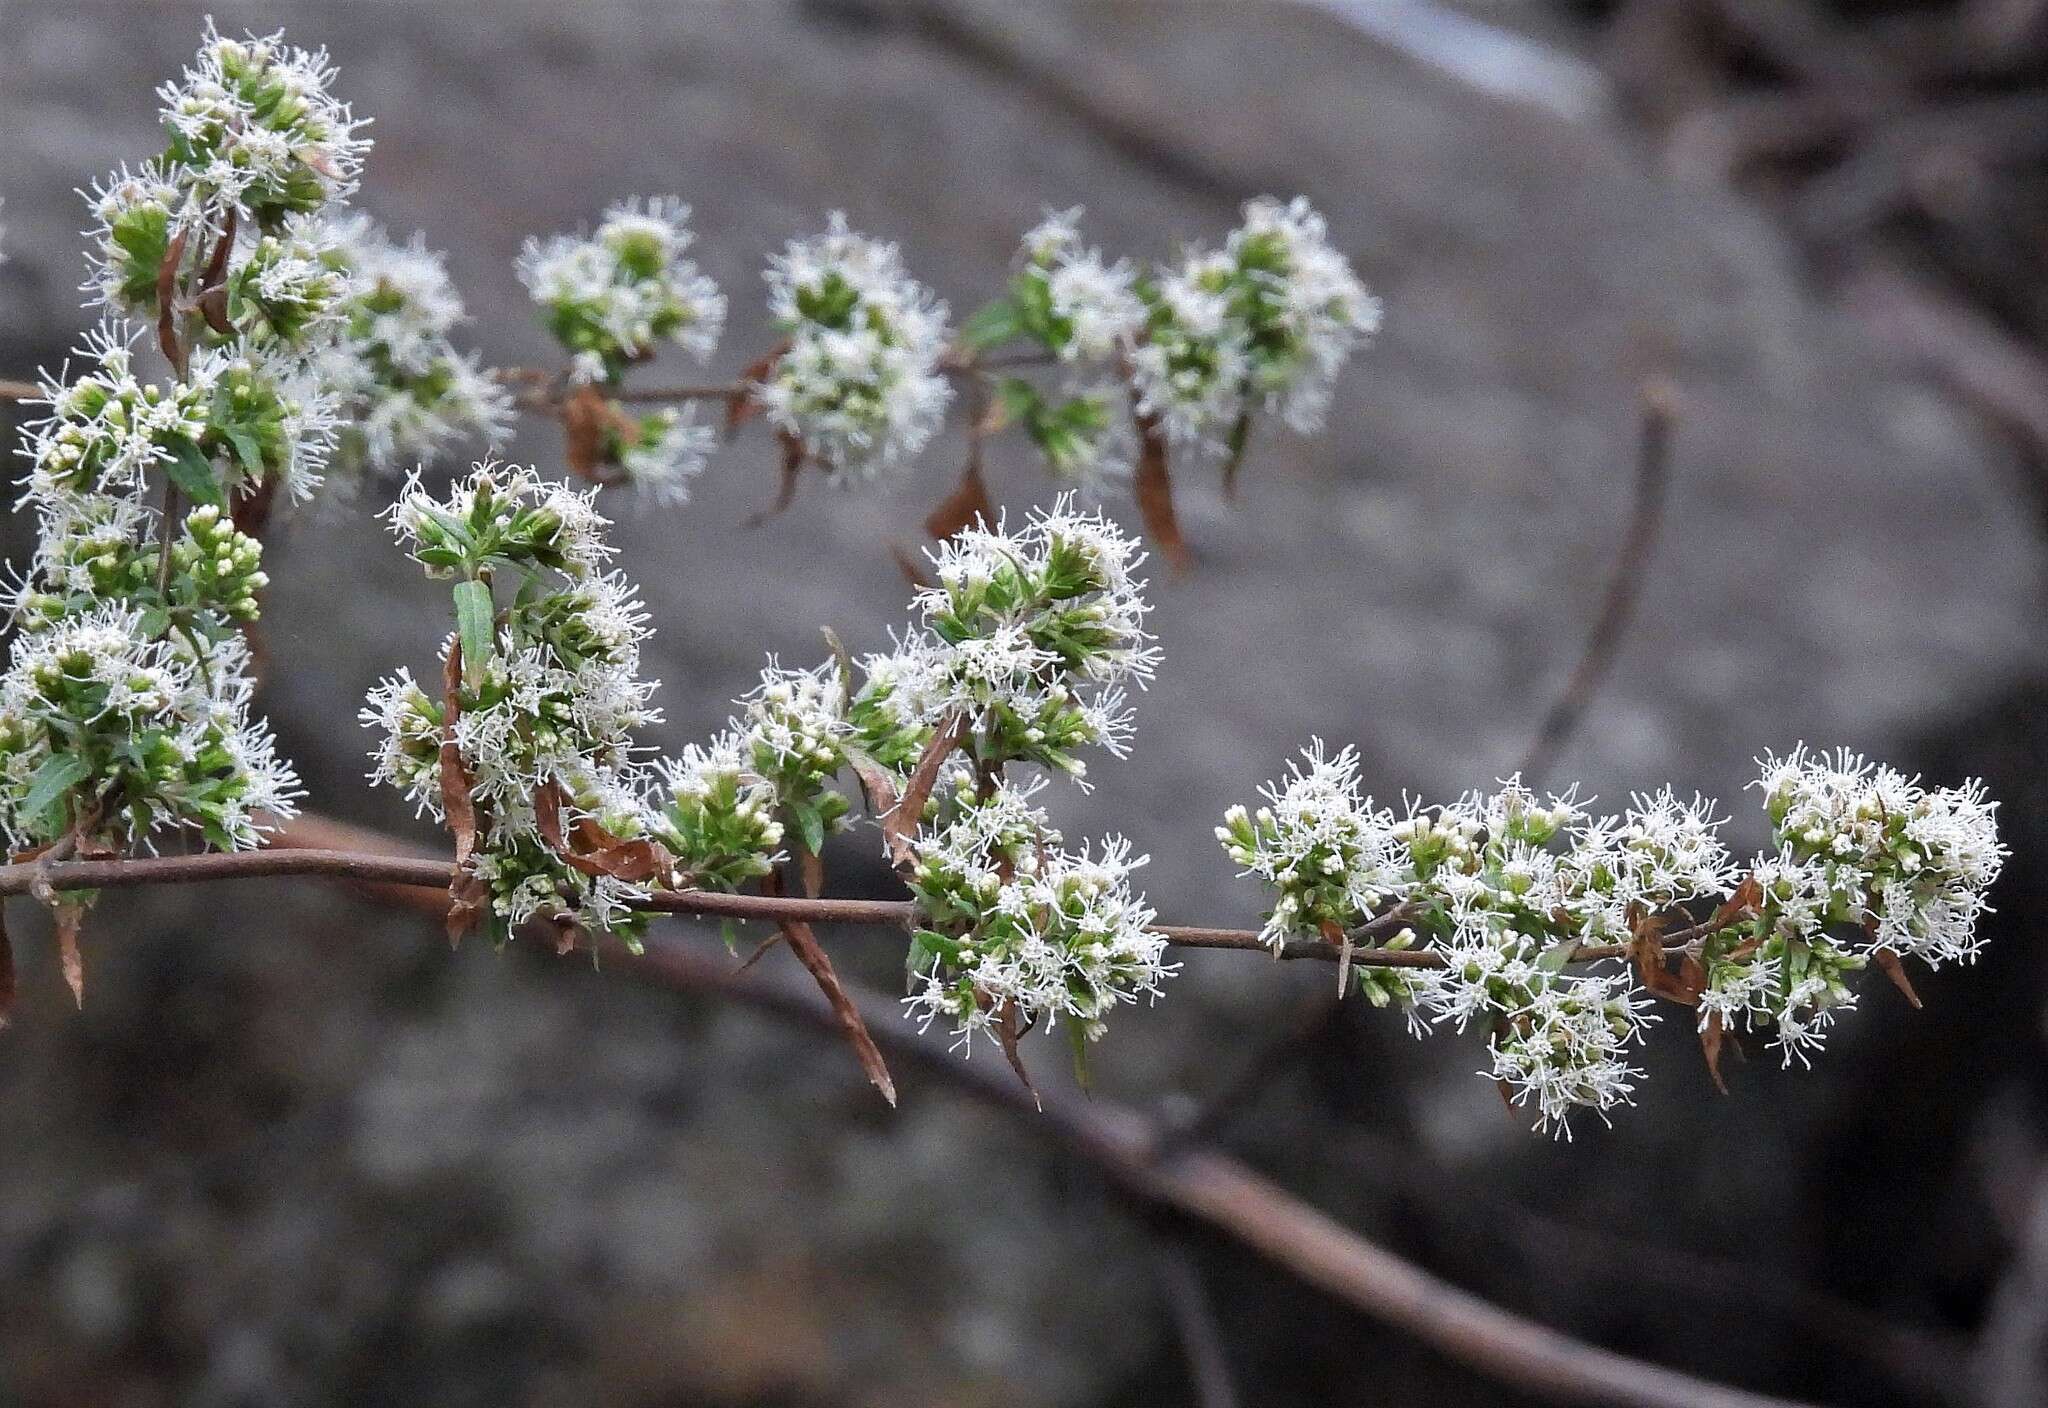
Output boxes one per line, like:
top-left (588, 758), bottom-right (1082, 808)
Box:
top-left (0, 18), bottom-right (2012, 1137)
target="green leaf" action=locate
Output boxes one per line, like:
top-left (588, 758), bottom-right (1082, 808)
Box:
top-left (960, 298), bottom-right (1024, 352)
top-left (452, 579), bottom-right (495, 689)
top-left (22, 753), bottom-right (90, 825)
top-left (791, 798), bottom-right (825, 858)
top-left (224, 427), bottom-right (268, 481)
top-left (162, 437), bottom-right (224, 507)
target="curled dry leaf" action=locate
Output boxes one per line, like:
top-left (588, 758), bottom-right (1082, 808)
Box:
top-left (54, 902), bottom-right (85, 1008)
top-left (155, 225), bottom-right (190, 371)
top-left (923, 461), bottom-right (995, 543)
top-left (1701, 1009), bottom-right (1730, 1095)
top-left (535, 777), bottom-right (679, 886)
top-left (745, 430), bottom-right (808, 528)
top-left (559, 384), bottom-right (634, 484)
top-left (1871, 945), bottom-right (1924, 1010)
top-left (771, 900), bottom-right (897, 1105)
top-left (995, 998), bottom-right (1042, 1110)
top-left (726, 339), bottom-right (791, 436)
top-left (884, 712), bottom-right (966, 875)
top-left (439, 639), bottom-right (485, 944)
top-left (1130, 398), bottom-right (1191, 572)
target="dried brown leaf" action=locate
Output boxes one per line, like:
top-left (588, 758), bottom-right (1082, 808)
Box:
top-left (923, 462), bottom-right (995, 542)
top-left (778, 914), bottom-right (896, 1105)
top-left (843, 745), bottom-right (902, 823)
top-left (560, 384), bottom-right (619, 482)
top-left (884, 713), bottom-right (966, 874)
top-left (55, 902), bottom-right (85, 1008)
top-left (726, 340), bottom-right (791, 435)
top-left (1131, 401), bottom-right (1191, 572)
top-left (745, 431), bottom-right (807, 527)
top-left (1701, 1009), bottom-right (1730, 1095)
top-left (156, 226), bottom-right (189, 370)
top-left (1872, 946), bottom-right (1924, 1010)
top-left (996, 1000), bottom-right (1042, 1110)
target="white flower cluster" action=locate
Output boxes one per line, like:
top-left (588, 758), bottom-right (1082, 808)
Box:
top-left (1223, 743), bottom-right (2003, 1131)
top-left (1017, 208), bottom-right (1144, 364)
top-left (848, 497), bottom-right (1157, 785)
top-left (757, 213), bottom-right (952, 482)
top-left (1131, 196), bottom-right (1379, 446)
top-left (363, 464), bottom-right (668, 942)
top-left (1698, 747), bottom-right (2007, 1066)
top-left (154, 21), bottom-right (368, 229)
top-left (316, 215), bottom-right (510, 493)
top-left (970, 209), bottom-right (1143, 494)
top-left (904, 777), bottom-right (1170, 1049)
top-left (518, 195), bottom-right (725, 386)
top-left (605, 404), bottom-right (717, 505)
top-left (0, 601), bottom-right (298, 853)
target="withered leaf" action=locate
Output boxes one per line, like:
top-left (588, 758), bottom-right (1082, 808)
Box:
top-left (196, 286), bottom-right (233, 337)
top-left (1872, 946), bottom-right (1924, 1010)
top-left (884, 713), bottom-right (966, 874)
top-left (777, 914), bottom-right (896, 1105)
top-left (887, 543), bottom-right (936, 590)
top-left (439, 641), bottom-right (478, 868)
top-left (745, 431), bottom-right (808, 527)
top-left (1700, 1009), bottom-right (1730, 1095)
top-left (726, 340), bottom-right (791, 435)
top-left (560, 384), bottom-right (624, 482)
top-left (156, 226), bottom-right (189, 369)
top-left (1131, 400), bottom-right (1192, 572)
top-left (842, 745), bottom-right (901, 824)
top-left (923, 462), bottom-right (995, 542)
top-left (995, 1000), bottom-right (1042, 1111)
top-left (1629, 916), bottom-right (1702, 1007)
top-left (55, 902), bottom-right (85, 1008)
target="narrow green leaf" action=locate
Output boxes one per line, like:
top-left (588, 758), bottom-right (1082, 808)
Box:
top-left (792, 799), bottom-right (826, 859)
top-left (22, 753), bottom-right (90, 824)
top-left (163, 437), bottom-right (224, 506)
top-left (452, 579), bottom-right (495, 690)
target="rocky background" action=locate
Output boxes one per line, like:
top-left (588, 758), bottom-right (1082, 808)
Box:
top-left (1, 2), bottom-right (2045, 1404)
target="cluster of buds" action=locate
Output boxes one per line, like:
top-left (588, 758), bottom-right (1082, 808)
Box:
top-left (1224, 744), bottom-right (2002, 1133)
top-left (904, 777), bottom-right (1170, 1050)
top-left (757, 213), bottom-right (953, 482)
top-left (155, 23), bottom-right (368, 227)
top-left (364, 464), bottom-right (668, 943)
top-left (1130, 196), bottom-right (1379, 449)
top-left (852, 497), bottom-right (1157, 785)
top-left (653, 737), bottom-right (785, 893)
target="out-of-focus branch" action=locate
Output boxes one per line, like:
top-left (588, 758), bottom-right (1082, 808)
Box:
top-left (1519, 379), bottom-right (1678, 784)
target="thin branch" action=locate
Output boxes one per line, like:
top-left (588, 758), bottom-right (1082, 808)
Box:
top-left (0, 379), bottom-right (42, 402)
top-left (0, 837), bottom-right (1735, 968)
top-left (1519, 379), bottom-right (1678, 784)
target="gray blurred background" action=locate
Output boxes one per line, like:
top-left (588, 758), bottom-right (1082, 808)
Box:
top-left (3, 1), bottom-right (2047, 1404)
